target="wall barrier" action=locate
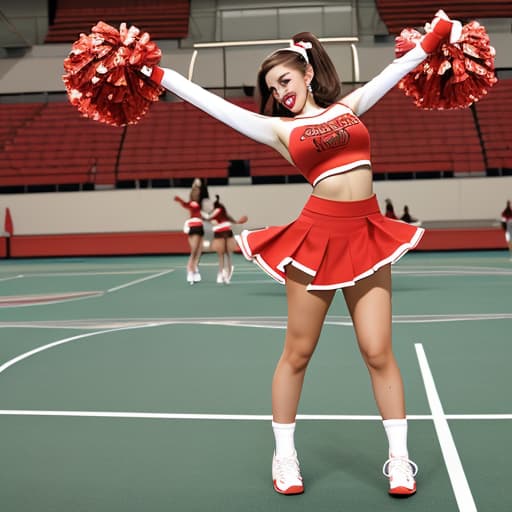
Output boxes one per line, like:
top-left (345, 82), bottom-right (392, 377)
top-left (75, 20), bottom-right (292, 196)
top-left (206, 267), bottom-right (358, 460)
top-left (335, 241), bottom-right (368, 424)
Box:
top-left (1, 226), bottom-right (507, 258)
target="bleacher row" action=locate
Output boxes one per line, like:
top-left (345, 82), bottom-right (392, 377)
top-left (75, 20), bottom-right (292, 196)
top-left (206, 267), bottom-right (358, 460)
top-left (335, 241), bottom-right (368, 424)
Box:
top-left (45, 0), bottom-right (190, 43)
top-left (375, 0), bottom-right (512, 34)
top-left (0, 79), bottom-right (511, 190)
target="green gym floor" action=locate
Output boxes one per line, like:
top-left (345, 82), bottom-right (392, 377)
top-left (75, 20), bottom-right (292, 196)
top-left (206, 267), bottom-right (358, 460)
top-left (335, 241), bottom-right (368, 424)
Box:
top-left (0, 250), bottom-right (510, 511)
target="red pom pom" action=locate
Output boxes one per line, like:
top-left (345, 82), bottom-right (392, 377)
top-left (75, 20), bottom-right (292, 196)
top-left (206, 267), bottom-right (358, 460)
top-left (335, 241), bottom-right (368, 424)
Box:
top-left (62, 21), bottom-right (164, 126)
top-left (395, 21), bottom-right (498, 110)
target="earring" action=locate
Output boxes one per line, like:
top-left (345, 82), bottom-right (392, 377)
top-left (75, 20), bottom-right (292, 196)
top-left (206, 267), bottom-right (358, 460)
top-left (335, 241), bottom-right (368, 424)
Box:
top-left (307, 82), bottom-right (313, 93)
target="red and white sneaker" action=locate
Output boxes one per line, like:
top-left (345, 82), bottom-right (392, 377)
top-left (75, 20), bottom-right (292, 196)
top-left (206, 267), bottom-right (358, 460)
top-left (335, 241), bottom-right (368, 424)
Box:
top-left (383, 457), bottom-right (418, 496)
top-left (272, 451), bottom-right (304, 495)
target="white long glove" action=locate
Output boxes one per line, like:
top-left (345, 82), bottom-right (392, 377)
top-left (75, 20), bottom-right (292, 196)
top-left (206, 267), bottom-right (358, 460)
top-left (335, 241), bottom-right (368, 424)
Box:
top-left (140, 65), bottom-right (283, 153)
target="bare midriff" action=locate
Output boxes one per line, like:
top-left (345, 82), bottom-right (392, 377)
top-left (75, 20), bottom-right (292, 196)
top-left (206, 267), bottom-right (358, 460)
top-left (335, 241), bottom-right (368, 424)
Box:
top-left (312, 165), bottom-right (373, 202)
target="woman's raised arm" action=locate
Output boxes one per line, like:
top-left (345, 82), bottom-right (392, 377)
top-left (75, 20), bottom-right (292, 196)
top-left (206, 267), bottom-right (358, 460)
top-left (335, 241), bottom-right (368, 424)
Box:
top-left (343, 11), bottom-right (461, 116)
top-left (141, 65), bottom-right (287, 156)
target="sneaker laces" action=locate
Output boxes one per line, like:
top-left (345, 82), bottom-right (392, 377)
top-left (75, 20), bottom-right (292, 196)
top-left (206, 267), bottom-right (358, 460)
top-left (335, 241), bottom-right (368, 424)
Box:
top-left (382, 457), bottom-right (418, 479)
top-left (274, 453), bottom-right (301, 483)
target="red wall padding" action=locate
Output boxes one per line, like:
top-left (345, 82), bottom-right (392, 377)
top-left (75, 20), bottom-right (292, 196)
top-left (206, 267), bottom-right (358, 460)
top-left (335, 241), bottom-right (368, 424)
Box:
top-left (10, 232), bottom-right (190, 257)
top-left (2, 227), bottom-right (507, 258)
top-left (416, 227), bottom-right (507, 251)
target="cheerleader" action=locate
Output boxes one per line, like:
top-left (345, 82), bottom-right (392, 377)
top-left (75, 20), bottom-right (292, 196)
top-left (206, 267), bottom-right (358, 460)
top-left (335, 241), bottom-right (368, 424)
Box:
top-left (384, 198), bottom-right (398, 219)
top-left (400, 205), bottom-right (422, 227)
top-left (206, 194), bottom-right (248, 284)
top-left (174, 178), bottom-right (209, 284)
top-left (65, 9), bottom-right (496, 497)
top-left (501, 200), bottom-right (512, 259)
top-left (140, 11), bottom-right (460, 496)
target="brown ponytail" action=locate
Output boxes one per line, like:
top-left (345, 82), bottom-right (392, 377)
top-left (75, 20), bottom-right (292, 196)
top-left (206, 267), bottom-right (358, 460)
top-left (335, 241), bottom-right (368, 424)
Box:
top-left (293, 32), bottom-right (342, 108)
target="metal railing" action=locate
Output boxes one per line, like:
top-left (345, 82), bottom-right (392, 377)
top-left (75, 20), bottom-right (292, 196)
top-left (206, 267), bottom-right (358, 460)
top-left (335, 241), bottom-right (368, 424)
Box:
top-left (189, 37), bottom-right (360, 85)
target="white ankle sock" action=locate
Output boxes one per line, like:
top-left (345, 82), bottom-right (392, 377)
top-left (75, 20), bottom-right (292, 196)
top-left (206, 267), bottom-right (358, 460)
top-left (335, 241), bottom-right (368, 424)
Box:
top-left (272, 421), bottom-right (296, 457)
top-left (383, 418), bottom-right (409, 458)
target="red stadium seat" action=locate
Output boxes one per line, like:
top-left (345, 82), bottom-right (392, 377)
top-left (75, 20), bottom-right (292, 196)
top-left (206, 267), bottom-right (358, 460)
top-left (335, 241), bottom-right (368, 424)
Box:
top-left (474, 79), bottom-right (512, 170)
top-left (2, 78), bottom-right (509, 188)
top-left (361, 88), bottom-right (486, 176)
top-left (45, 0), bottom-right (190, 43)
top-left (375, 0), bottom-right (512, 34)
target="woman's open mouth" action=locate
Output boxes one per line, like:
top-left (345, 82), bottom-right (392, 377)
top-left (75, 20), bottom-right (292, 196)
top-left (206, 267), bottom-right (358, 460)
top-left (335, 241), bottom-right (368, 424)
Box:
top-left (283, 94), bottom-right (296, 110)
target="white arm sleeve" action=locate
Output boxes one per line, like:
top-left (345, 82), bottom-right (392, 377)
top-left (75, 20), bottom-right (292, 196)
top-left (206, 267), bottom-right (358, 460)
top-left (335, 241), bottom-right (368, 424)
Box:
top-left (345, 43), bottom-right (428, 117)
top-left (159, 68), bottom-right (282, 151)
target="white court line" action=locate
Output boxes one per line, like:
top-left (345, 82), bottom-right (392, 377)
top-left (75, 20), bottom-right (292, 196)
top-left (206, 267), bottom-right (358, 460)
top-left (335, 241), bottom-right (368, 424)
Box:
top-left (0, 291), bottom-right (105, 309)
top-left (415, 343), bottom-right (477, 512)
top-left (398, 265), bottom-right (512, 272)
top-left (0, 411), bottom-right (376, 420)
top-left (447, 414), bottom-right (512, 420)
top-left (1, 312), bottom-right (510, 330)
top-left (1, 410), bottom-right (510, 421)
top-left (20, 270), bottom-right (169, 277)
top-left (107, 269), bottom-right (175, 293)
top-left (0, 275), bottom-right (23, 282)
top-left (394, 269), bottom-right (512, 276)
top-left (0, 269), bottom-right (175, 308)
top-left (0, 324), bottom-right (159, 376)
top-left (0, 411), bottom-right (427, 420)
top-left (230, 280), bottom-right (275, 285)
top-left (0, 410), bottom-right (509, 421)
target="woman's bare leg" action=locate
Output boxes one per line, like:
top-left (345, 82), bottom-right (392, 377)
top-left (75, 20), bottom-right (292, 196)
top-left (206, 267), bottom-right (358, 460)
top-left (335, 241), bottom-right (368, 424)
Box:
top-left (271, 266), bottom-right (335, 494)
top-left (343, 265), bottom-right (417, 495)
top-left (272, 265), bottom-right (335, 423)
top-left (342, 264), bottom-right (405, 419)
top-left (187, 235), bottom-right (203, 273)
top-left (210, 239), bottom-right (226, 281)
top-left (226, 238), bottom-right (238, 269)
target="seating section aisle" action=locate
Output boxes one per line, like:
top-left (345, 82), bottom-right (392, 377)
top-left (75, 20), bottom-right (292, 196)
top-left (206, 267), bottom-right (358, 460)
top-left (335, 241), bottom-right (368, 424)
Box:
top-left (45, 0), bottom-right (190, 43)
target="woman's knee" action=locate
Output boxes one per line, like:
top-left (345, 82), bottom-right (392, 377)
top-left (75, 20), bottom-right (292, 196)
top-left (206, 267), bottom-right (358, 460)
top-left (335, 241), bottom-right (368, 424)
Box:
top-left (282, 350), bottom-right (312, 373)
top-left (281, 336), bottom-right (317, 372)
top-left (359, 342), bottom-right (393, 371)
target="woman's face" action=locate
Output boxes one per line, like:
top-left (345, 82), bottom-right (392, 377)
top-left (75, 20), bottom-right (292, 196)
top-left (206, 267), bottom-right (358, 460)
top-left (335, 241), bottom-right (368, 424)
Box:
top-left (190, 186), bottom-right (200, 202)
top-left (265, 64), bottom-right (309, 115)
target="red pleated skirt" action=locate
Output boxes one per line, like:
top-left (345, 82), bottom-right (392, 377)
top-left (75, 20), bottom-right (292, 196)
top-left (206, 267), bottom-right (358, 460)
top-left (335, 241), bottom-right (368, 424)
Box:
top-left (235, 194), bottom-right (424, 291)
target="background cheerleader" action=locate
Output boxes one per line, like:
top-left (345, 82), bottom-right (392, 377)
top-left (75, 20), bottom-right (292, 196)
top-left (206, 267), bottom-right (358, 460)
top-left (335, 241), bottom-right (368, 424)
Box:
top-left (206, 194), bottom-right (248, 284)
top-left (174, 178), bottom-right (210, 284)
top-left (501, 199), bottom-right (512, 259)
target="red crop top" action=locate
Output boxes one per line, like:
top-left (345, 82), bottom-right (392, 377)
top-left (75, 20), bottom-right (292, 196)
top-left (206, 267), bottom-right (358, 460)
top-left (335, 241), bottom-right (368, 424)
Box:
top-left (288, 103), bottom-right (371, 186)
top-left (175, 198), bottom-right (203, 223)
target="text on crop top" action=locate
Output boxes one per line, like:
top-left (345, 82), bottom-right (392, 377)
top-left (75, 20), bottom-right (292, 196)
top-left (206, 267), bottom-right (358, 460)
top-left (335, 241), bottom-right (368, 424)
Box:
top-left (288, 103), bottom-right (371, 186)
